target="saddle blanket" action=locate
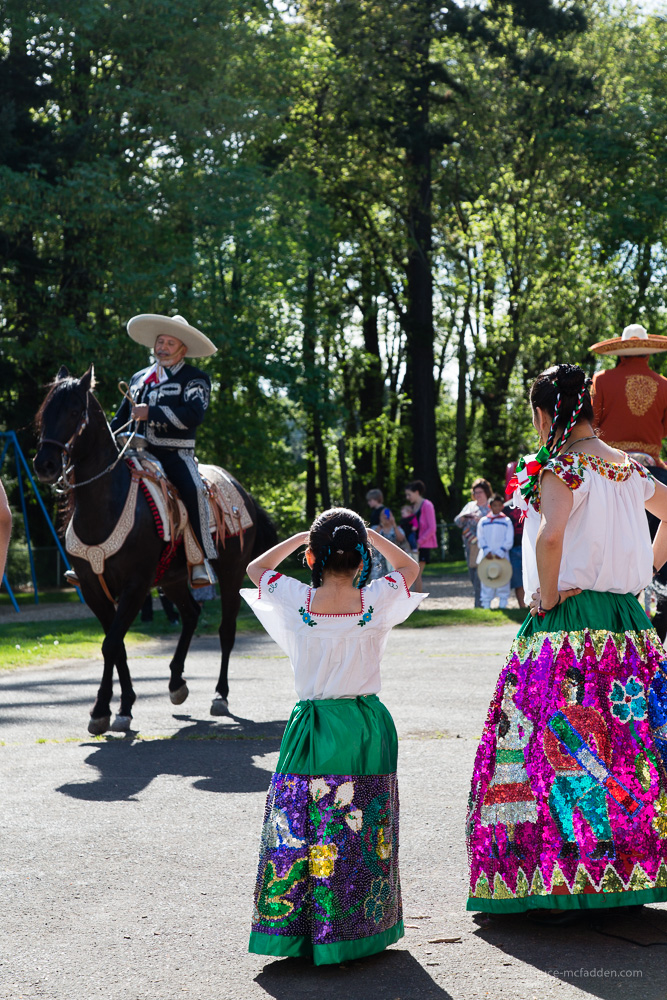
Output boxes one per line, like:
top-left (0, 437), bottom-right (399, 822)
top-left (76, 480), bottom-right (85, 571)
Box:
top-left (129, 455), bottom-right (253, 543)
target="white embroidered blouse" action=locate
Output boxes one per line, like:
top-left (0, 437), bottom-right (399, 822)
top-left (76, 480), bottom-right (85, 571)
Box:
top-left (240, 570), bottom-right (426, 700)
top-left (516, 451), bottom-right (655, 596)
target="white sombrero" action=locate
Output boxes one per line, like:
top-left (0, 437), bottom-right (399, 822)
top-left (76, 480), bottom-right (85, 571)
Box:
top-left (127, 314), bottom-right (217, 358)
top-left (477, 556), bottom-right (513, 589)
top-left (589, 324), bottom-right (667, 357)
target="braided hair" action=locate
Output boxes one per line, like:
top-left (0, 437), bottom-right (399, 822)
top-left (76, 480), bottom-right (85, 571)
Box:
top-left (308, 507), bottom-right (373, 589)
top-left (530, 364), bottom-right (594, 455)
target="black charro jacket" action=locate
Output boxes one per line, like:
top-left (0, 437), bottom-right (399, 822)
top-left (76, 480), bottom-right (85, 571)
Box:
top-left (110, 360), bottom-right (211, 452)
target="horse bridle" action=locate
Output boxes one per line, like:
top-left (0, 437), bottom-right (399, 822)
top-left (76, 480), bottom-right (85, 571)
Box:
top-left (38, 393), bottom-right (92, 484)
top-left (38, 392), bottom-right (131, 492)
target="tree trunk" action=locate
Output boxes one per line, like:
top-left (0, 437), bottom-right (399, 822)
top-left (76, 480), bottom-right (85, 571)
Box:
top-left (403, 2), bottom-right (446, 514)
top-left (355, 257), bottom-right (385, 499)
top-left (452, 316), bottom-right (469, 516)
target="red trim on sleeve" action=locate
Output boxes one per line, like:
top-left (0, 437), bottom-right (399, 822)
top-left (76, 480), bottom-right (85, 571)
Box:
top-left (385, 571), bottom-right (411, 596)
top-left (258, 570), bottom-right (282, 600)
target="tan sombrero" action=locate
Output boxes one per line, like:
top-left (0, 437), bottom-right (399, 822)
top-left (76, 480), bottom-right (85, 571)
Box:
top-left (127, 314), bottom-right (217, 358)
top-left (589, 323), bottom-right (667, 357)
top-left (477, 556), bottom-right (513, 589)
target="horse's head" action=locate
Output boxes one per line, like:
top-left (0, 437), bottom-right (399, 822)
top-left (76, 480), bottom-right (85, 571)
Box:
top-left (34, 366), bottom-right (96, 484)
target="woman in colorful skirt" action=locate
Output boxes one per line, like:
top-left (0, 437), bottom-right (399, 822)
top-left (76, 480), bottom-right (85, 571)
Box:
top-left (466, 363), bottom-right (667, 922)
top-left (241, 508), bottom-right (424, 963)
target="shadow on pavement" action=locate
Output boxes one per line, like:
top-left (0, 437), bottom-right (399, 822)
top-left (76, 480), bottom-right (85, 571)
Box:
top-left (471, 906), bottom-right (667, 1000)
top-left (56, 714), bottom-right (286, 801)
top-left (255, 948), bottom-right (452, 999)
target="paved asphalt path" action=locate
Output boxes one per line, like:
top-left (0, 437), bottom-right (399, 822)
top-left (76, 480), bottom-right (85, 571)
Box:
top-left (1, 623), bottom-right (667, 1000)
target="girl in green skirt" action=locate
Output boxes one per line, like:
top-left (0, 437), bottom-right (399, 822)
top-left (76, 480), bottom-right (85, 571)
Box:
top-left (241, 508), bottom-right (424, 964)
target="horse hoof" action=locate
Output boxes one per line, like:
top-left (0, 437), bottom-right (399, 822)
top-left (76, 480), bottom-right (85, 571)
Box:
top-left (170, 683), bottom-right (189, 705)
top-left (210, 696), bottom-right (229, 716)
top-left (88, 715), bottom-right (110, 735)
top-left (110, 714), bottom-right (132, 732)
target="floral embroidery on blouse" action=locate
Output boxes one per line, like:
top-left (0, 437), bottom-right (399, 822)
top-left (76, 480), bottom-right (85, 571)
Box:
top-left (628, 457), bottom-right (654, 481)
top-left (543, 453), bottom-right (586, 491)
top-left (530, 451), bottom-right (650, 510)
top-left (357, 606), bottom-right (374, 627)
top-left (298, 606), bottom-right (317, 627)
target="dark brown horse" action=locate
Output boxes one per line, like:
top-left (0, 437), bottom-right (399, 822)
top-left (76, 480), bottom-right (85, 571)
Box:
top-left (34, 366), bottom-right (276, 734)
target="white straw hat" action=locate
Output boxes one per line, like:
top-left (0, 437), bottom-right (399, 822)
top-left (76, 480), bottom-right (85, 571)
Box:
top-left (589, 324), bottom-right (667, 357)
top-left (127, 314), bottom-right (217, 358)
top-left (477, 556), bottom-right (513, 589)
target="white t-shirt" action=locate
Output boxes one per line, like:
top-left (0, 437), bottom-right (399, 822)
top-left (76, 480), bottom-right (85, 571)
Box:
top-left (240, 570), bottom-right (426, 700)
top-left (516, 451), bottom-right (655, 596)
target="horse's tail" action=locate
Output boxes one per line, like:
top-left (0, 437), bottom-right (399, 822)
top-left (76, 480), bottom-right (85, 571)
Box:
top-left (251, 499), bottom-right (278, 560)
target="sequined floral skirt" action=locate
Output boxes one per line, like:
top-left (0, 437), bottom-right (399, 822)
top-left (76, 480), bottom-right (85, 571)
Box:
top-left (467, 590), bottom-right (667, 913)
top-left (249, 695), bottom-right (403, 964)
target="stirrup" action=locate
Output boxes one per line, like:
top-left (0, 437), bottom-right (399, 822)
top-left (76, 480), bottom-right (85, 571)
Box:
top-left (64, 569), bottom-right (80, 588)
top-left (190, 559), bottom-right (216, 588)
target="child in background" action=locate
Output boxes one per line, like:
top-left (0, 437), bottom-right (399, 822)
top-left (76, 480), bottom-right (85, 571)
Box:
top-left (476, 493), bottom-right (514, 609)
top-left (399, 504), bottom-right (419, 555)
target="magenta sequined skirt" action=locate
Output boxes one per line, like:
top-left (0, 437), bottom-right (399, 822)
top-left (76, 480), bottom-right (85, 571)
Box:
top-left (467, 590), bottom-right (667, 912)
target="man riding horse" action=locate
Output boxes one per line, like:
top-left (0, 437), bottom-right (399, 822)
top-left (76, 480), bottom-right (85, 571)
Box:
top-left (112, 312), bottom-right (218, 587)
top-left (590, 322), bottom-right (667, 635)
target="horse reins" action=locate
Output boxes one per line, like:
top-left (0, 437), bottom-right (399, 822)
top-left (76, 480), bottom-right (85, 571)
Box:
top-left (39, 382), bottom-right (143, 606)
top-left (39, 385), bottom-right (138, 492)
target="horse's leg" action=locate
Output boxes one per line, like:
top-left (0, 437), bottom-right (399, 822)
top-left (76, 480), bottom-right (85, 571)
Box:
top-left (96, 582), bottom-right (149, 733)
top-left (110, 634), bottom-right (138, 732)
top-left (160, 575), bottom-right (201, 705)
top-left (211, 566), bottom-right (244, 716)
top-left (82, 587), bottom-right (119, 736)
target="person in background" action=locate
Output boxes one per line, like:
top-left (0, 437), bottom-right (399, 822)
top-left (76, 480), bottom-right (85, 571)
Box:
top-left (504, 462), bottom-right (526, 609)
top-left (590, 323), bottom-right (667, 466)
top-left (405, 479), bottom-right (437, 593)
top-left (590, 323), bottom-right (667, 637)
top-left (193, 580), bottom-right (217, 626)
top-left (376, 507), bottom-right (412, 572)
top-left (454, 478), bottom-right (492, 608)
top-left (0, 478), bottom-right (12, 583)
top-left (399, 504), bottom-right (419, 555)
top-left (369, 507), bottom-right (407, 579)
top-left (476, 494), bottom-right (514, 609)
top-left (365, 488), bottom-right (384, 528)
top-left (140, 588), bottom-right (180, 625)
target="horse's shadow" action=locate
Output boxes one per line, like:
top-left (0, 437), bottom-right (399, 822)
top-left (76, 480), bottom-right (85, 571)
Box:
top-left (57, 713), bottom-right (286, 801)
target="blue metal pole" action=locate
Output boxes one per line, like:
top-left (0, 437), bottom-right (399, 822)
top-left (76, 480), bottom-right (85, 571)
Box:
top-left (2, 573), bottom-right (20, 612)
top-left (13, 433), bottom-right (39, 603)
top-left (12, 432), bottom-right (84, 604)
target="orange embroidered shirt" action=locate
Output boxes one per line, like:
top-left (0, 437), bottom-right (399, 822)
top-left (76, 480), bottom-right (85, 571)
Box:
top-left (592, 356), bottom-right (667, 461)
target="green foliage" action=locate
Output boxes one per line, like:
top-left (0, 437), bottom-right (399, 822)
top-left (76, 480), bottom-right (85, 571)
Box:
top-left (3, 0), bottom-right (667, 549)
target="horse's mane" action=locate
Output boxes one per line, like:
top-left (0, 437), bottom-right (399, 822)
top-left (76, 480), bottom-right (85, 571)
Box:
top-left (35, 372), bottom-right (101, 534)
top-left (34, 374), bottom-right (95, 436)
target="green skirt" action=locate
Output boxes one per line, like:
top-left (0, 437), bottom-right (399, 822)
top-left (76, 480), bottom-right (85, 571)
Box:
top-left (250, 695), bottom-right (404, 964)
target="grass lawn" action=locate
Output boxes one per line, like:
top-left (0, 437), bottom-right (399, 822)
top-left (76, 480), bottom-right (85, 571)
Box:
top-left (0, 605), bottom-right (524, 671)
top-left (0, 560), bottom-right (516, 670)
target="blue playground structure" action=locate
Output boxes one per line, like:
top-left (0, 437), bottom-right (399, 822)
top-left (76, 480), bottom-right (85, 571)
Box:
top-left (0, 431), bottom-right (83, 612)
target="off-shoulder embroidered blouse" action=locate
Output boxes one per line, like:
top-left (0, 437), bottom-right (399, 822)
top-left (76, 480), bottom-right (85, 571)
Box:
top-left (240, 570), bottom-right (426, 700)
top-left (514, 452), bottom-right (655, 596)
